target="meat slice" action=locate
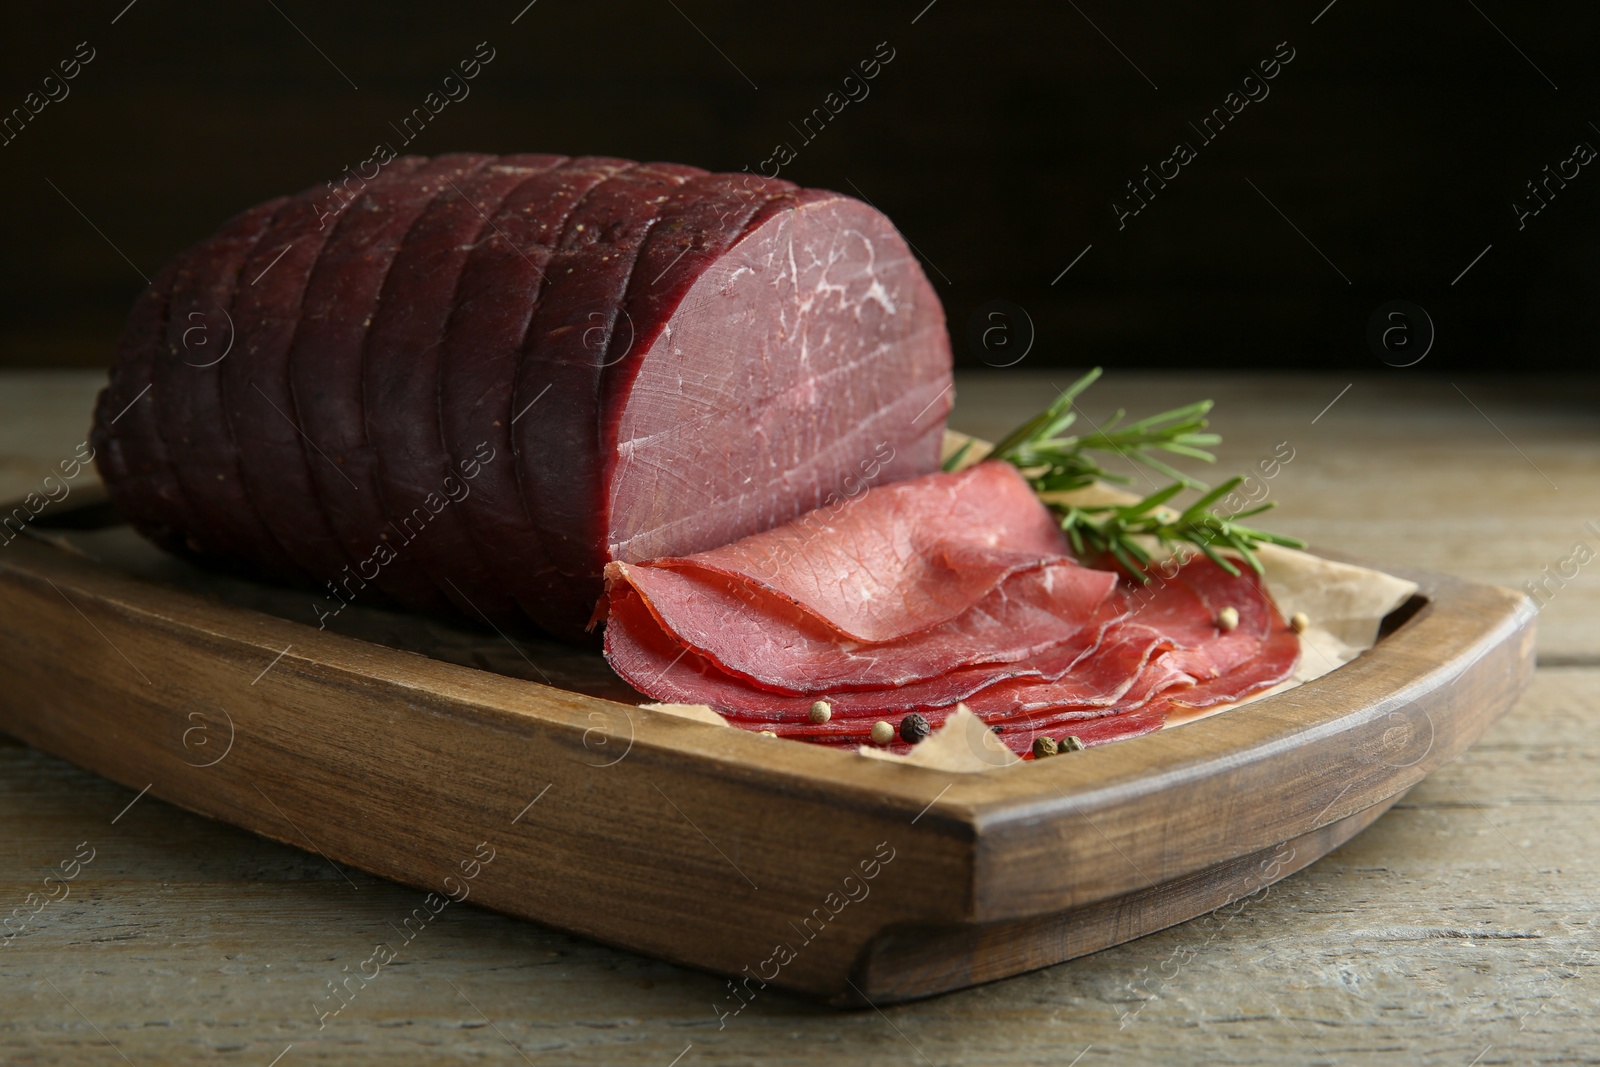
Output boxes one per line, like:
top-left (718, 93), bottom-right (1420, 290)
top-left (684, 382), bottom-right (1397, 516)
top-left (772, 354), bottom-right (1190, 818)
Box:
top-left (365, 154), bottom-right (565, 618)
top-left (604, 584), bottom-right (1125, 722)
top-left (289, 153), bottom-right (492, 611)
top-left (608, 557), bottom-right (1117, 692)
top-left (1160, 560), bottom-right (1299, 705)
top-left (227, 156), bottom-right (432, 587)
top-left (93, 154), bottom-right (954, 638)
top-left (633, 463), bottom-right (1066, 643)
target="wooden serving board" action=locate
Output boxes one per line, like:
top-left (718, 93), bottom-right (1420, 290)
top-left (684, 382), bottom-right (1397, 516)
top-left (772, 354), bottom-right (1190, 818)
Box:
top-left (0, 490), bottom-right (1535, 1006)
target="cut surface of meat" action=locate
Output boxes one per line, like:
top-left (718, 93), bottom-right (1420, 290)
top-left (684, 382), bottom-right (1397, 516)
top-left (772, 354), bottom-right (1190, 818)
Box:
top-left (604, 193), bottom-right (953, 591)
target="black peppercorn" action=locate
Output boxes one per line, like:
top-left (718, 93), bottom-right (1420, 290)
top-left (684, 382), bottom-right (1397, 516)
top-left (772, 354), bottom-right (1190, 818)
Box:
top-left (899, 713), bottom-right (931, 744)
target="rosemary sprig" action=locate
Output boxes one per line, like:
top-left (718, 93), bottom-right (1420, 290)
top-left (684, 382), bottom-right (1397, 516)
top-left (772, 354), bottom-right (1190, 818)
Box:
top-left (944, 367), bottom-right (1222, 490)
top-left (960, 367), bottom-right (1307, 580)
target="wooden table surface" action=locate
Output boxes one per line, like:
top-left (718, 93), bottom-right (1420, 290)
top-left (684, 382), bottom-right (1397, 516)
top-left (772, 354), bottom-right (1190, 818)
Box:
top-left (2, 370), bottom-right (1596, 1065)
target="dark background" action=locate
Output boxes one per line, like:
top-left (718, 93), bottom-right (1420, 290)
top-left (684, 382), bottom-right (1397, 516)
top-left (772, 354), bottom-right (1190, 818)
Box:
top-left (2, 0), bottom-right (1597, 372)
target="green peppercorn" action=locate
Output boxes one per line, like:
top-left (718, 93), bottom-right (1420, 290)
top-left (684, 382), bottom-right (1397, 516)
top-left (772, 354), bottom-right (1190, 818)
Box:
top-left (1060, 736), bottom-right (1086, 752)
top-left (1032, 736), bottom-right (1060, 759)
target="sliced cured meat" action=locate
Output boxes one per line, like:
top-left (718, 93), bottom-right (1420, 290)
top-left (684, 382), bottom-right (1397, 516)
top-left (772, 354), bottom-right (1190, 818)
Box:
top-left (226, 156), bottom-right (432, 589)
top-left (635, 462), bottom-right (1068, 643)
top-left (956, 622), bottom-right (1187, 722)
top-left (1168, 629), bottom-right (1299, 707)
top-left (608, 557), bottom-right (1117, 692)
top-left (602, 466), bottom-right (1300, 756)
top-left (605, 583), bottom-right (1125, 720)
top-left (93, 154), bottom-right (955, 638)
top-left (366, 154), bottom-right (565, 618)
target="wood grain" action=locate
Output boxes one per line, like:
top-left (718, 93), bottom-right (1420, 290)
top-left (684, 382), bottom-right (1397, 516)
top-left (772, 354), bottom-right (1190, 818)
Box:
top-left (0, 669), bottom-right (1592, 1065)
top-left (0, 370), bottom-right (1591, 1064)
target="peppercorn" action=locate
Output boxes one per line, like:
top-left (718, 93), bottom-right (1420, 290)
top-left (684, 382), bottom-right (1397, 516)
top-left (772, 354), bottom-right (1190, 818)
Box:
top-left (809, 700), bottom-right (833, 724)
top-left (1060, 736), bottom-right (1085, 752)
top-left (1217, 606), bottom-right (1240, 632)
top-left (899, 713), bottom-right (931, 744)
top-left (1290, 611), bottom-right (1310, 633)
top-left (1032, 736), bottom-right (1059, 759)
top-left (870, 720), bottom-right (895, 746)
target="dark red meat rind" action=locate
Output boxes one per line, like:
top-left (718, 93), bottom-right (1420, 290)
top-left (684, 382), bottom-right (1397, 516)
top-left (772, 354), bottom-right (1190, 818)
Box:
top-left (529, 171), bottom-right (798, 594)
top-left (365, 154), bottom-right (565, 619)
top-left (156, 196), bottom-right (300, 577)
top-left (437, 156), bottom-right (630, 637)
top-left (91, 260), bottom-right (183, 552)
top-left (226, 156), bottom-right (433, 589)
top-left (288, 153), bottom-right (491, 610)
top-left (514, 161), bottom-right (710, 615)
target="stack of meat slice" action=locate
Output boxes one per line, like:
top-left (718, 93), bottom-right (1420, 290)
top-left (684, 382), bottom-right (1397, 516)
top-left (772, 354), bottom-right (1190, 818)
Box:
top-left (602, 462), bottom-right (1300, 756)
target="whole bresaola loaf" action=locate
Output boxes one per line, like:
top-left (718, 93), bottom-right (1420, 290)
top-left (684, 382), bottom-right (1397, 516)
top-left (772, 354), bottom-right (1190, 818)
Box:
top-left (90, 155), bottom-right (954, 640)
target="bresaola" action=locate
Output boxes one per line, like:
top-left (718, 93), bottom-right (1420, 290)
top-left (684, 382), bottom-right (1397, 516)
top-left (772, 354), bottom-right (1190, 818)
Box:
top-left (602, 461), bottom-right (1300, 755)
top-left (91, 154), bottom-right (953, 638)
